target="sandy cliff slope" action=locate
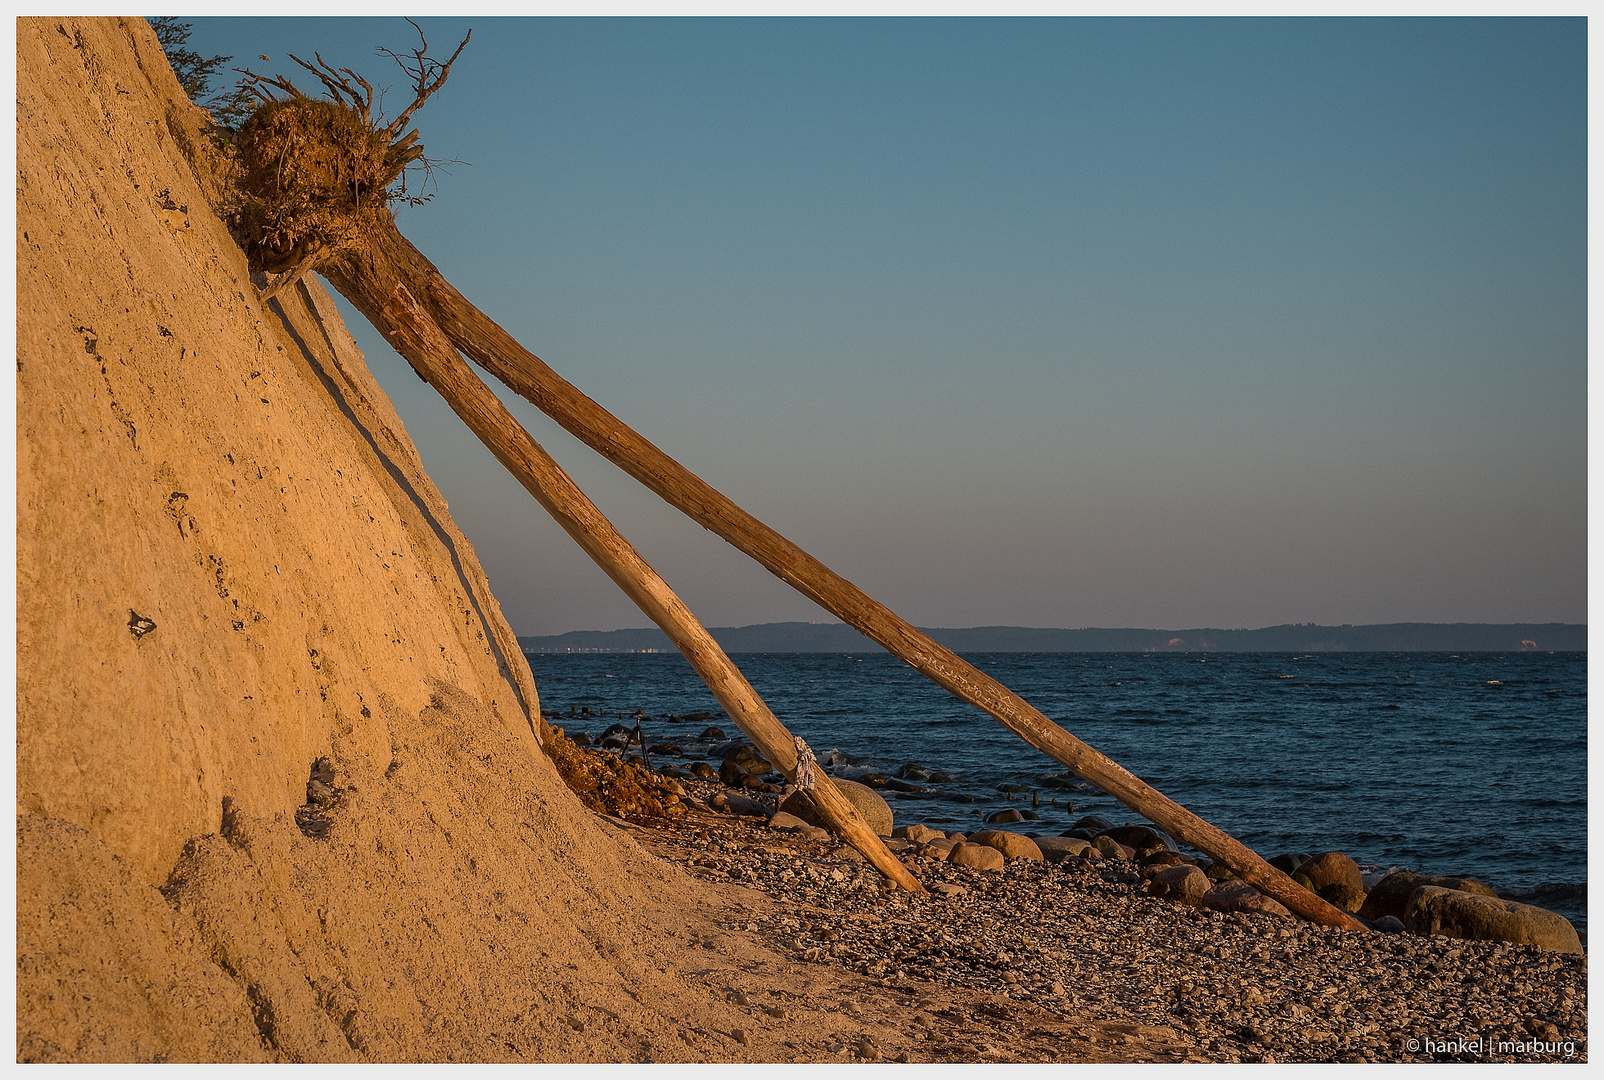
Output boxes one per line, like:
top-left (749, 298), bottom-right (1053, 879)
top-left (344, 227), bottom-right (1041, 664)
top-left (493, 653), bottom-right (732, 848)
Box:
top-left (14, 17), bottom-right (858, 1062)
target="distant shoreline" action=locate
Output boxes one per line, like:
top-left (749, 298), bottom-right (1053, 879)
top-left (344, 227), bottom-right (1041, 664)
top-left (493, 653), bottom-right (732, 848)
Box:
top-left (518, 621), bottom-right (1586, 654)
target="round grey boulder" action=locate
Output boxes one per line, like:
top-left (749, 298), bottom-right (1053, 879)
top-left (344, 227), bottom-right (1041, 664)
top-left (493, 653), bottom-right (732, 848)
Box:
top-left (1148, 864), bottom-right (1210, 905)
top-left (778, 779), bottom-right (894, 837)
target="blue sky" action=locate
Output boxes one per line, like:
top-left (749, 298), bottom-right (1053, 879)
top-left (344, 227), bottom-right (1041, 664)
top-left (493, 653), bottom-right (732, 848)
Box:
top-left (186, 17), bottom-right (1586, 634)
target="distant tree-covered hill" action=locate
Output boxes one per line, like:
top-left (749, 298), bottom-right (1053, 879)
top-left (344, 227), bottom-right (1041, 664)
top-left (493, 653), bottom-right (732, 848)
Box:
top-left (517, 621), bottom-right (1584, 654)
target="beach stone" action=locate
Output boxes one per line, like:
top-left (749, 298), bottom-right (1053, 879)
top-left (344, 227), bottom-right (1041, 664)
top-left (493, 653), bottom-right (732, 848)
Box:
top-left (1268, 854), bottom-right (1305, 874)
top-left (768, 811), bottom-right (812, 831)
top-left (1140, 849), bottom-right (1188, 869)
top-left (948, 843), bottom-right (1006, 872)
top-left (1300, 851), bottom-right (1364, 894)
top-left (1071, 814), bottom-right (1117, 833)
top-left (1091, 835), bottom-right (1125, 860)
top-left (893, 824), bottom-right (945, 844)
top-left (719, 743), bottom-right (773, 787)
top-left (722, 793), bottom-right (772, 819)
top-left (930, 882), bottom-right (968, 898)
top-left (985, 808), bottom-right (1025, 824)
top-left (699, 727), bottom-right (726, 740)
top-left (1317, 882), bottom-right (1368, 914)
top-left (1204, 863), bottom-right (1238, 881)
top-left (969, 830), bottom-right (1043, 862)
top-left (690, 762), bottom-right (717, 780)
top-left (1101, 825), bottom-right (1176, 852)
top-left (1034, 836), bottom-right (1091, 862)
top-left (1292, 872), bottom-right (1317, 892)
top-left (1148, 864), bottom-right (1210, 905)
top-left (1371, 915), bottom-right (1406, 934)
top-left (920, 837), bottom-right (958, 861)
top-left (946, 832), bottom-right (966, 843)
top-left (1203, 881), bottom-right (1292, 919)
top-left (1357, 871), bottom-right (1500, 923)
top-left (1405, 886), bottom-right (1582, 954)
top-left (779, 780), bottom-right (894, 836)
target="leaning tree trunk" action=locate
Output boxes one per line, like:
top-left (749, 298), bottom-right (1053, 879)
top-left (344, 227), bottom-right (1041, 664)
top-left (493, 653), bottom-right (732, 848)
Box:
top-left (364, 221), bottom-right (1365, 931)
top-left (320, 241), bottom-right (924, 894)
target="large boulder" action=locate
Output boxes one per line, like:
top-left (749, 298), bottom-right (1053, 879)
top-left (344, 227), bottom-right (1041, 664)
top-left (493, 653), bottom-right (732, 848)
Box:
top-left (1203, 881), bottom-right (1292, 919)
top-left (969, 830), bottom-right (1043, 862)
top-left (1101, 825), bottom-right (1175, 852)
top-left (1148, 864), bottom-right (1209, 905)
top-left (718, 743), bottom-right (774, 788)
top-left (1090, 835), bottom-right (1127, 860)
top-left (892, 824), bottom-right (945, 844)
top-left (1405, 886), bottom-right (1582, 954)
top-left (1034, 836), bottom-right (1091, 862)
top-left (947, 843), bottom-right (1005, 872)
top-left (1299, 851), bottom-right (1363, 894)
top-left (1318, 882), bottom-right (1368, 914)
top-left (778, 780), bottom-right (894, 837)
top-left (1357, 871), bottom-right (1499, 923)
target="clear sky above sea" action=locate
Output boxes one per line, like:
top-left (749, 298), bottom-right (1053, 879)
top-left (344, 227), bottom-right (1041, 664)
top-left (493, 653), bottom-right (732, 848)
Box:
top-left (186, 17), bottom-right (1586, 636)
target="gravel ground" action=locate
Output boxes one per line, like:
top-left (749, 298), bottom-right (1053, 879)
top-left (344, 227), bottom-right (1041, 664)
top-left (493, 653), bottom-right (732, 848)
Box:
top-left (628, 777), bottom-right (1587, 1064)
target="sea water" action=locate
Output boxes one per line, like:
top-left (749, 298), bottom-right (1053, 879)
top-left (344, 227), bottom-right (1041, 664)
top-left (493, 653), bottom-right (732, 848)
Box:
top-left (526, 650), bottom-right (1586, 929)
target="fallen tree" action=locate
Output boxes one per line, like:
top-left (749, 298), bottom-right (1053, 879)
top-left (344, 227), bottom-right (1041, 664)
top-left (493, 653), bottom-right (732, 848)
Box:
top-left (225, 26), bottom-right (918, 891)
top-left (218, 26), bottom-right (1362, 929)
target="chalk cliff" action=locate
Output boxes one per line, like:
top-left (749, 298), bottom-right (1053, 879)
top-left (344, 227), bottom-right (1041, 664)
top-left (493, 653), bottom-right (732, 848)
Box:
top-left (16, 17), bottom-right (789, 1061)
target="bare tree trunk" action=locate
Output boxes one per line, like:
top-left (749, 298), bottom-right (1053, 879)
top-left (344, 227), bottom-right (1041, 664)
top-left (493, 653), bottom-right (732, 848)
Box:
top-left (320, 241), bottom-right (924, 894)
top-left (369, 222), bottom-right (1364, 931)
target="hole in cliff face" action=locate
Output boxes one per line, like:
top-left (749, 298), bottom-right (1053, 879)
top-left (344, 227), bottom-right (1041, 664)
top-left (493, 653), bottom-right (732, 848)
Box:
top-left (294, 755), bottom-right (341, 839)
top-left (245, 983), bottom-right (279, 1050)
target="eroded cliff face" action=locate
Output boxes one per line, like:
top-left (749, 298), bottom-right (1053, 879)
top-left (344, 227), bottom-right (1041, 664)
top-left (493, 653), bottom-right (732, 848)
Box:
top-left (14, 17), bottom-right (773, 1062)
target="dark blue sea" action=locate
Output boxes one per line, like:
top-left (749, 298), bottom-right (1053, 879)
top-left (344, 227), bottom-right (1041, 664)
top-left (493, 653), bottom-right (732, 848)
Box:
top-left (527, 650), bottom-right (1587, 929)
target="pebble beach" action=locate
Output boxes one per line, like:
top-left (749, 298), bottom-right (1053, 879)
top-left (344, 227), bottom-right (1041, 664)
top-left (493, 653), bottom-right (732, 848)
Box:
top-left (553, 727), bottom-right (1587, 1063)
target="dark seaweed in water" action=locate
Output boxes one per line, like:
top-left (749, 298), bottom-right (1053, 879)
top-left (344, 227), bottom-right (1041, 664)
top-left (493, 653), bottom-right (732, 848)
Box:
top-left (527, 650), bottom-right (1586, 929)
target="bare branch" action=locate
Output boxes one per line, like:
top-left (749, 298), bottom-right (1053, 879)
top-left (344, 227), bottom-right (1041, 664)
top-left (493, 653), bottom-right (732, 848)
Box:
top-left (233, 65), bottom-right (307, 105)
top-left (286, 52), bottom-right (375, 122)
top-left (377, 20), bottom-right (471, 141)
